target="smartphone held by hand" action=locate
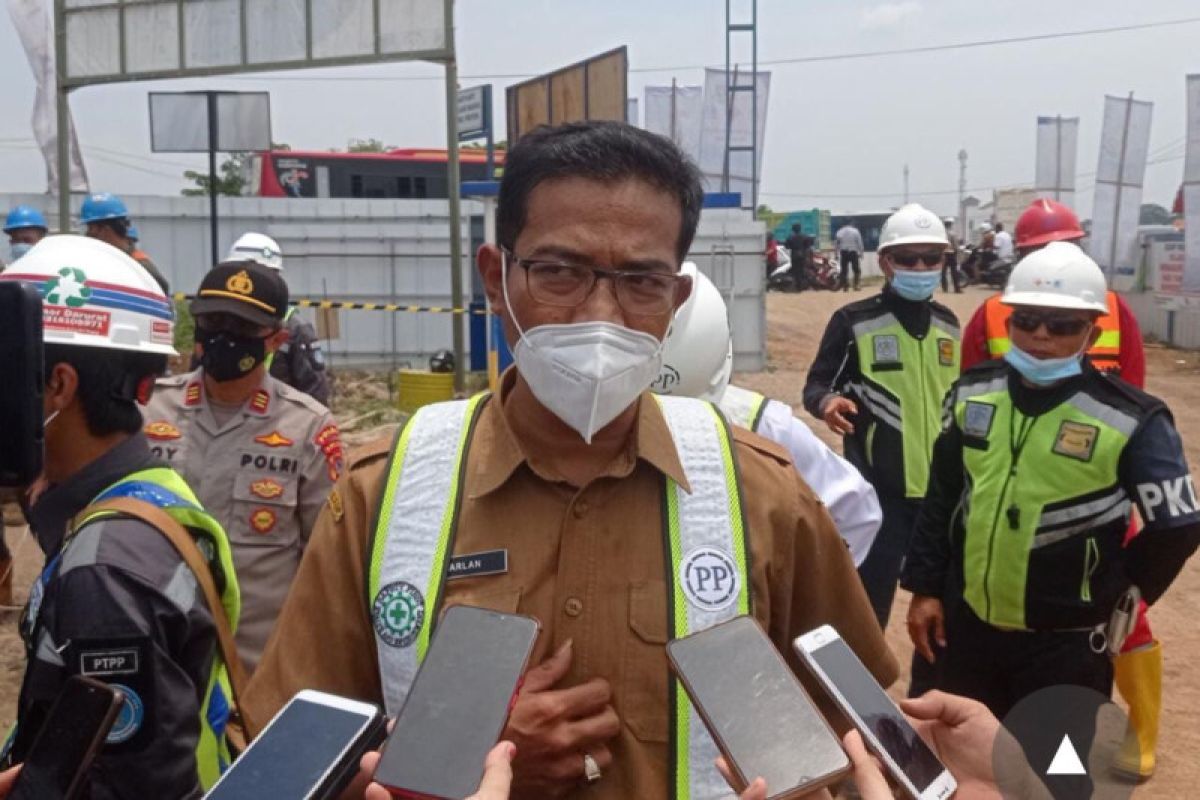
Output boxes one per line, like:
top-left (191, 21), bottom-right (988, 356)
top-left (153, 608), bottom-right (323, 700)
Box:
top-left (371, 604), bottom-right (540, 800)
top-left (666, 615), bottom-right (851, 799)
top-left (795, 625), bottom-right (956, 800)
top-left (203, 690), bottom-right (385, 800)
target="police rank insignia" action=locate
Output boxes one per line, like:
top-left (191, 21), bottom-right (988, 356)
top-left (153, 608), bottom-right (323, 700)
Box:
top-left (250, 390), bottom-right (270, 413)
top-left (938, 338), bottom-right (955, 366)
top-left (250, 507), bottom-right (277, 534)
top-left (250, 478), bottom-right (285, 500)
top-left (963, 401), bottom-right (996, 438)
top-left (314, 424), bottom-right (344, 481)
top-left (185, 383), bottom-right (202, 406)
top-left (144, 421), bottom-right (181, 440)
top-left (1053, 421), bottom-right (1099, 462)
top-left (255, 431), bottom-right (294, 447)
top-left (873, 334), bottom-right (900, 364)
top-left (372, 581), bottom-right (425, 648)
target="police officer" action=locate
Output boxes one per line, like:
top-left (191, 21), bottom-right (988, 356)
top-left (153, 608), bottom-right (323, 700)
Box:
top-left (142, 259), bottom-right (341, 670)
top-left (3, 205), bottom-right (48, 266)
top-left (803, 203), bottom-right (960, 627)
top-left (81, 192), bottom-right (170, 294)
top-left (227, 232), bottom-right (331, 405)
top-left (903, 242), bottom-right (1200, 721)
top-left (0, 235), bottom-right (241, 796)
top-left (655, 262), bottom-right (882, 565)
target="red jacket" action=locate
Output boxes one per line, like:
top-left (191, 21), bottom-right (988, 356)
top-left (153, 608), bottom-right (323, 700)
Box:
top-left (960, 291), bottom-right (1145, 388)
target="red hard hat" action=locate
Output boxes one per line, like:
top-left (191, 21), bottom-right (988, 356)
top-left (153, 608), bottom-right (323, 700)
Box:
top-left (1015, 198), bottom-right (1085, 249)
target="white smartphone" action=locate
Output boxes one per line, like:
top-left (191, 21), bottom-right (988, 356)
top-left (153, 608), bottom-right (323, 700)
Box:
top-left (204, 690), bottom-right (385, 800)
top-left (794, 625), bottom-right (957, 800)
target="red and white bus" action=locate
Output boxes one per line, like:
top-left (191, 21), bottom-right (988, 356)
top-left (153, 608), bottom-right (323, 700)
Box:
top-left (245, 148), bottom-right (503, 199)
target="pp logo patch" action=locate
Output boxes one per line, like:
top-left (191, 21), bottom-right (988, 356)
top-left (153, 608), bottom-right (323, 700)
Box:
top-left (372, 581), bottom-right (425, 648)
top-left (652, 364), bottom-right (682, 394)
top-left (1053, 421), bottom-right (1099, 462)
top-left (963, 401), bottom-right (996, 438)
top-left (680, 547), bottom-right (740, 612)
top-left (872, 334), bottom-right (900, 364)
top-left (938, 338), bottom-right (955, 366)
top-left (107, 684), bottom-right (144, 745)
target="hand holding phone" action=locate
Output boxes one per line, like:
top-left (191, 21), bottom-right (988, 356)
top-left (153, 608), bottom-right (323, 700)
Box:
top-left (667, 615), bottom-right (850, 799)
top-left (9, 676), bottom-right (123, 800)
top-left (795, 625), bottom-right (956, 800)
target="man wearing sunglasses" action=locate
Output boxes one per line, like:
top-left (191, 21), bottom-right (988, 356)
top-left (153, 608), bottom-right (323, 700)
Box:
top-left (803, 203), bottom-right (961, 629)
top-left (903, 242), bottom-right (1199, 726)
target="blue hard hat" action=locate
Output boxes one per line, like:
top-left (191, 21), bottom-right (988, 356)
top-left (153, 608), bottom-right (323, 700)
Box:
top-left (4, 205), bottom-right (48, 233)
top-left (80, 192), bottom-right (130, 224)
top-left (127, 224), bottom-right (139, 242)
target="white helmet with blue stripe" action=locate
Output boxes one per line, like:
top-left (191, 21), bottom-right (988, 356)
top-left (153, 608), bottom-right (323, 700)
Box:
top-left (0, 234), bottom-right (177, 356)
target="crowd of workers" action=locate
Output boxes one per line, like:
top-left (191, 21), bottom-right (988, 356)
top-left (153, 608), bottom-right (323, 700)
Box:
top-left (0, 119), bottom-right (1196, 799)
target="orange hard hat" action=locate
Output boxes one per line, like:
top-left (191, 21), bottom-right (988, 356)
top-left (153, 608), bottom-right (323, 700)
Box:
top-left (1015, 198), bottom-right (1085, 249)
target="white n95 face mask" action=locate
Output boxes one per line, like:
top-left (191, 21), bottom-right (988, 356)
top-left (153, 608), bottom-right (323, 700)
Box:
top-left (501, 254), bottom-right (665, 443)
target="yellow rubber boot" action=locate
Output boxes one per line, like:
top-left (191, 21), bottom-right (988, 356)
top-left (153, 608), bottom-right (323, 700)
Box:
top-left (1112, 641), bottom-right (1162, 780)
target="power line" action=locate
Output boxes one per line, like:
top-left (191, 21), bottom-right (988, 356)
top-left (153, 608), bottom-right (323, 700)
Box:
top-left (223, 15), bottom-right (1200, 83)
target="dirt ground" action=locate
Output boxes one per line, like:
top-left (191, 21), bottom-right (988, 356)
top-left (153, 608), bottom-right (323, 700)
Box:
top-left (2, 284), bottom-right (1198, 794)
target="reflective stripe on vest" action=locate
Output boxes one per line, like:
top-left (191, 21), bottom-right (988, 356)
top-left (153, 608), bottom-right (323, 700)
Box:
top-left (984, 291), bottom-right (1122, 371)
top-left (27, 469), bottom-right (240, 789)
top-left (955, 379), bottom-right (1134, 630)
top-left (368, 394), bottom-right (750, 800)
top-left (718, 385), bottom-right (769, 433)
top-left (263, 306), bottom-right (298, 370)
top-left (851, 311), bottom-right (960, 498)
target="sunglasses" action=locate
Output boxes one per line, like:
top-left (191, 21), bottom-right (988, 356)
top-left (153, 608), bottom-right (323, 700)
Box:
top-left (1010, 309), bottom-right (1092, 336)
top-left (888, 251), bottom-right (944, 268)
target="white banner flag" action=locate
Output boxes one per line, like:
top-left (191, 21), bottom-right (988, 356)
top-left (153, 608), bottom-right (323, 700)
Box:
top-left (1034, 116), bottom-right (1079, 208)
top-left (1089, 95), bottom-right (1152, 279)
top-left (1182, 76), bottom-right (1200, 293)
top-left (698, 68), bottom-right (770, 205)
top-left (8, 0), bottom-right (89, 195)
top-left (644, 84), bottom-right (704, 164)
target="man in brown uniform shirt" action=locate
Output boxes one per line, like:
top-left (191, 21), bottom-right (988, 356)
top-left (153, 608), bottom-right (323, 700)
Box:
top-left (244, 122), bottom-right (896, 800)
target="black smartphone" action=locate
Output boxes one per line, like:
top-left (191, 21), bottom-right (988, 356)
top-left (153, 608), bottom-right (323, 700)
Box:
top-left (204, 690), bottom-right (385, 800)
top-left (372, 604), bottom-right (540, 800)
top-left (0, 280), bottom-right (44, 488)
top-left (10, 676), bottom-right (124, 800)
top-left (666, 615), bottom-right (850, 799)
top-left (795, 625), bottom-right (956, 800)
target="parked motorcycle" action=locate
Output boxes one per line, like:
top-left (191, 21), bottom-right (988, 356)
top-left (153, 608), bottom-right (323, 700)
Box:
top-left (767, 248), bottom-right (841, 292)
top-left (959, 244), bottom-right (1012, 289)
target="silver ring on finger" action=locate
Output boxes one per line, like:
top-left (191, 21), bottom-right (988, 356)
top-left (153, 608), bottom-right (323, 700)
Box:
top-left (583, 753), bottom-right (602, 784)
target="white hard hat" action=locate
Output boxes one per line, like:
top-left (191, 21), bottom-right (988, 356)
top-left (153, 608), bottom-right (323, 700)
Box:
top-left (1001, 241), bottom-right (1109, 313)
top-left (228, 232), bottom-right (283, 271)
top-left (878, 204), bottom-right (949, 252)
top-left (652, 262), bottom-right (732, 403)
top-left (0, 234), bottom-right (177, 356)
top-left (979, 222), bottom-right (993, 233)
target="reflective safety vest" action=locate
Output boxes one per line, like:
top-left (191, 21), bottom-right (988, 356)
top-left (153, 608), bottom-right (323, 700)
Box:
top-left (263, 305), bottom-right (298, 370)
top-left (367, 394), bottom-right (751, 800)
top-left (718, 384), bottom-right (769, 433)
top-left (984, 291), bottom-right (1121, 372)
top-left (15, 467), bottom-right (241, 790)
top-left (848, 311), bottom-right (960, 498)
top-left (954, 371), bottom-right (1140, 631)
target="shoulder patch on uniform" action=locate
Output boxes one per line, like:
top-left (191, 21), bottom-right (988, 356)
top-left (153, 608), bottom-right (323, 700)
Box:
top-left (144, 420), bottom-right (181, 440)
top-left (938, 338), bottom-right (955, 366)
top-left (731, 424), bottom-right (794, 467)
top-left (185, 382), bottom-right (202, 406)
top-left (249, 389), bottom-right (270, 414)
top-left (254, 430), bottom-right (294, 448)
top-left (963, 401), bottom-right (996, 438)
top-left (326, 486), bottom-right (345, 522)
top-left (107, 683), bottom-right (145, 744)
top-left (314, 423), bottom-right (344, 481)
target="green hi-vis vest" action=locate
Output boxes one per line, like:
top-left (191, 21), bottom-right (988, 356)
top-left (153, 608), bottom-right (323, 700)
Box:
top-left (718, 385), bottom-right (769, 433)
top-left (955, 374), bottom-right (1136, 631)
top-left (262, 305), bottom-right (298, 370)
top-left (367, 393), bottom-right (752, 800)
top-left (848, 311), bottom-right (960, 498)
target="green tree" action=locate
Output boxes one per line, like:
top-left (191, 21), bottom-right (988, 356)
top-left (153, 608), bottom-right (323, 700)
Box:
top-left (181, 142), bottom-right (289, 197)
top-left (1139, 203), bottom-right (1172, 225)
top-left (347, 138), bottom-right (395, 153)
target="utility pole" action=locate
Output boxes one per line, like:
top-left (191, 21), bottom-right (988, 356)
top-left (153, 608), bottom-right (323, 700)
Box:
top-left (903, 163), bottom-right (910, 204)
top-left (957, 149), bottom-right (968, 242)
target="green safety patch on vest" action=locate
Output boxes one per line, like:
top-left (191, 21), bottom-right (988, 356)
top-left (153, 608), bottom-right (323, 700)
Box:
top-left (963, 401), bottom-right (997, 439)
top-left (1052, 421), bottom-right (1100, 462)
top-left (372, 580), bottom-right (425, 648)
top-left (938, 338), bottom-right (955, 366)
top-left (872, 334), bottom-right (901, 368)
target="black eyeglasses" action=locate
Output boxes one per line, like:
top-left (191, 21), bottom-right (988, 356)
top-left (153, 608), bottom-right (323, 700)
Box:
top-left (504, 249), bottom-right (687, 315)
top-left (1010, 309), bottom-right (1092, 336)
top-left (888, 251), bottom-right (944, 268)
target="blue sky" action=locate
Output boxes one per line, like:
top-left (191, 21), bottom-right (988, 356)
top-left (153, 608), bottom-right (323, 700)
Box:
top-left (1, 0), bottom-right (1197, 217)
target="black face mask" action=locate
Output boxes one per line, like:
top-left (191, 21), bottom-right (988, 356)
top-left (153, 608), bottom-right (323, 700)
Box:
top-left (199, 330), bottom-right (267, 382)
